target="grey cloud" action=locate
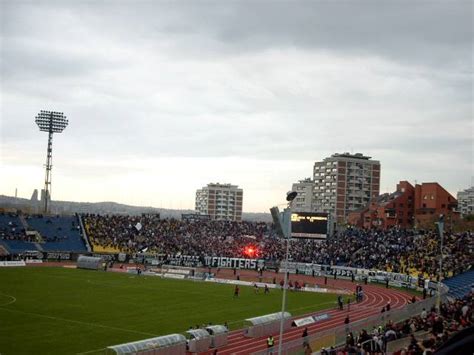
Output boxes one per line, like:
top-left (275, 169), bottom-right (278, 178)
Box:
top-left (1, 0), bottom-right (472, 209)
top-left (154, 1), bottom-right (473, 68)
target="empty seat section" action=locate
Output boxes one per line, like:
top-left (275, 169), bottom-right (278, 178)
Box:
top-left (25, 215), bottom-right (87, 252)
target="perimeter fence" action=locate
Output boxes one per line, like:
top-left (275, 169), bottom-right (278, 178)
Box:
top-left (251, 284), bottom-right (449, 355)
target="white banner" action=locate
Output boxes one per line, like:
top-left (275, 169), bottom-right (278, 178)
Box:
top-left (0, 261), bottom-right (26, 267)
top-left (302, 286), bottom-right (329, 294)
top-left (313, 314), bottom-right (331, 322)
top-left (163, 273), bottom-right (185, 279)
top-left (293, 316), bottom-right (315, 327)
top-left (25, 259), bottom-right (43, 264)
top-left (204, 256), bottom-right (264, 270)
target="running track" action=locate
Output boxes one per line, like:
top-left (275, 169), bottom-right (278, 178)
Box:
top-left (199, 269), bottom-right (414, 355)
top-left (31, 263), bottom-right (414, 354)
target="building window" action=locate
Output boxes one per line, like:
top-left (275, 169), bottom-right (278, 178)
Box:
top-left (423, 195), bottom-right (428, 200)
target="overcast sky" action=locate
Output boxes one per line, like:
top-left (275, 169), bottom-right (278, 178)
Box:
top-left (1, 0), bottom-right (472, 212)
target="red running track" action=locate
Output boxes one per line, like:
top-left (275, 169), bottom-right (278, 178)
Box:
top-left (198, 269), bottom-right (414, 355)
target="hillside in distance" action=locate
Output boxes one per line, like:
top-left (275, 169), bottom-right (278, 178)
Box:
top-left (0, 195), bottom-right (272, 222)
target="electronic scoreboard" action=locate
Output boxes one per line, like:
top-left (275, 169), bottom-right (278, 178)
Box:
top-left (291, 212), bottom-right (328, 239)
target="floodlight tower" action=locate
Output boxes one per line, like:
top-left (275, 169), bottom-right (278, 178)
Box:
top-left (35, 110), bottom-right (68, 214)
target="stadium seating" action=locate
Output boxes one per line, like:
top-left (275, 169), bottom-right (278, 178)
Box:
top-left (0, 240), bottom-right (39, 253)
top-left (0, 213), bottom-right (24, 238)
top-left (25, 215), bottom-right (87, 252)
top-left (92, 245), bottom-right (120, 253)
top-left (0, 243), bottom-right (10, 256)
top-left (443, 269), bottom-right (474, 299)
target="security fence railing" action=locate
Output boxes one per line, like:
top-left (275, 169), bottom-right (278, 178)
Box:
top-left (251, 284), bottom-right (449, 355)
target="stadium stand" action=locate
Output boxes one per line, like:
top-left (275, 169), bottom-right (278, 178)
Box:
top-left (24, 215), bottom-right (87, 252)
top-left (0, 243), bottom-right (10, 257)
top-left (0, 213), bottom-right (38, 253)
top-left (443, 269), bottom-right (474, 299)
top-left (337, 292), bottom-right (473, 354)
top-left (0, 213), bottom-right (25, 239)
top-left (0, 240), bottom-right (39, 254)
top-left (2, 212), bottom-right (472, 280)
top-left (83, 214), bottom-right (473, 279)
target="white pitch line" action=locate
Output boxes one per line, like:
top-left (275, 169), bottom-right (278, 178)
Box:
top-left (0, 293), bottom-right (16, 306)
top-left (0, 307), bottom-right (158, 337)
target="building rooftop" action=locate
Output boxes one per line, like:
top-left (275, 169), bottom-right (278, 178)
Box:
top-left (331, 152), bottom-right (372, 160)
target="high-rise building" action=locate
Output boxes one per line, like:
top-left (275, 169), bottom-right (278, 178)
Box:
top-left (195, 183), bottom-right (243, 221)
top-left (457, 186), bottom-right (474, 217)
top-left (291, 178), bottom-right (315, 212)
top-left (313, 152), bottom-right (380, 222)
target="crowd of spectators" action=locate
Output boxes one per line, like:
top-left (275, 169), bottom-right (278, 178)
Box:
top-left (83, 214), bottom-right (474, 278)
top-left (337, 291), bottom-right (473, 355)
top-left (83, 214), bottom-right (271, 256)
top-left (1, 212), bottom-right (472, 277)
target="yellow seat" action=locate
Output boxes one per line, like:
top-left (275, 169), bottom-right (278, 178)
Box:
top-left (92, 244), bottom-right (120, 253)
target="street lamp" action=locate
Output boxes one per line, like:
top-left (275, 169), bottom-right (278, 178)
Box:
top-left (35, 110), bottom-right (68, 213)
top-left (436, 214), bottom-right (444, 310)
top-left (276, 191), bottom-right (297, 355)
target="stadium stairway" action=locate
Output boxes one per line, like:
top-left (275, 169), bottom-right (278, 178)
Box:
top-left (77, 214), bottom-right (92, 252)
top-left (19, 214), bottom-right (29, 231)
top-left (0, 242), bottom-right (11, 257)
top-left (34, 242), bottom-right (44, 252)
top-left (443, 269), bottom-right (474, 299)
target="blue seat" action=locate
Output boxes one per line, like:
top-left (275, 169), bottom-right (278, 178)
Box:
top-left (443, 269), bottom-right (474, 298)
top-left (1, 240), bottom-right (39, 253)
top-left (0, 214), bottom-right (24, 237)
top-left (25, 216), bottom-right (87, 252)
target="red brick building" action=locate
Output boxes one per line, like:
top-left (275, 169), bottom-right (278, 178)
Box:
top-left (414, 182), bottom-right (458, 228)
top-left (348, 181), bottom-right (458, 229)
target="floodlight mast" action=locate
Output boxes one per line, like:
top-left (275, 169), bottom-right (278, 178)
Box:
top-left (35, 111), bottom-right (68, 214)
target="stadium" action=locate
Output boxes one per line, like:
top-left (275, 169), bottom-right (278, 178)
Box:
top-left (2, 1), bottom-right (473, 355)
top-left (0, 210), bottom-right (473, 354)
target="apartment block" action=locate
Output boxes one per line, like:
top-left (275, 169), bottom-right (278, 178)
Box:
top-left (313, 152), bottom-right (380, 222)
top-left (291, 178), bottom-right (315, 212)
top-left (195, 183), bottom-right (243, 221)
top-left (457, 186), bottom-right (474, 217)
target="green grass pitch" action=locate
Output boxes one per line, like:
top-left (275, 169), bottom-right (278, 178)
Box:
top-left (0, 267), bottom-right (337, 355)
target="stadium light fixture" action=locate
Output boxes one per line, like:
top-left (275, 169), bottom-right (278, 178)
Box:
top-left (35, 110), bottom-right (69, 214)
top-left (277, 191), bottom-right (297, 355)
top-left (436, 214), bottom-right (444, 310)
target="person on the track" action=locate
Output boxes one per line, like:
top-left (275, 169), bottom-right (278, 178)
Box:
top-left (338, 295), bottom-right (344, 310)
top-left (302, 327), bottom-right (308, 340)
top-left (266, 335), bottom-right (274, 354)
